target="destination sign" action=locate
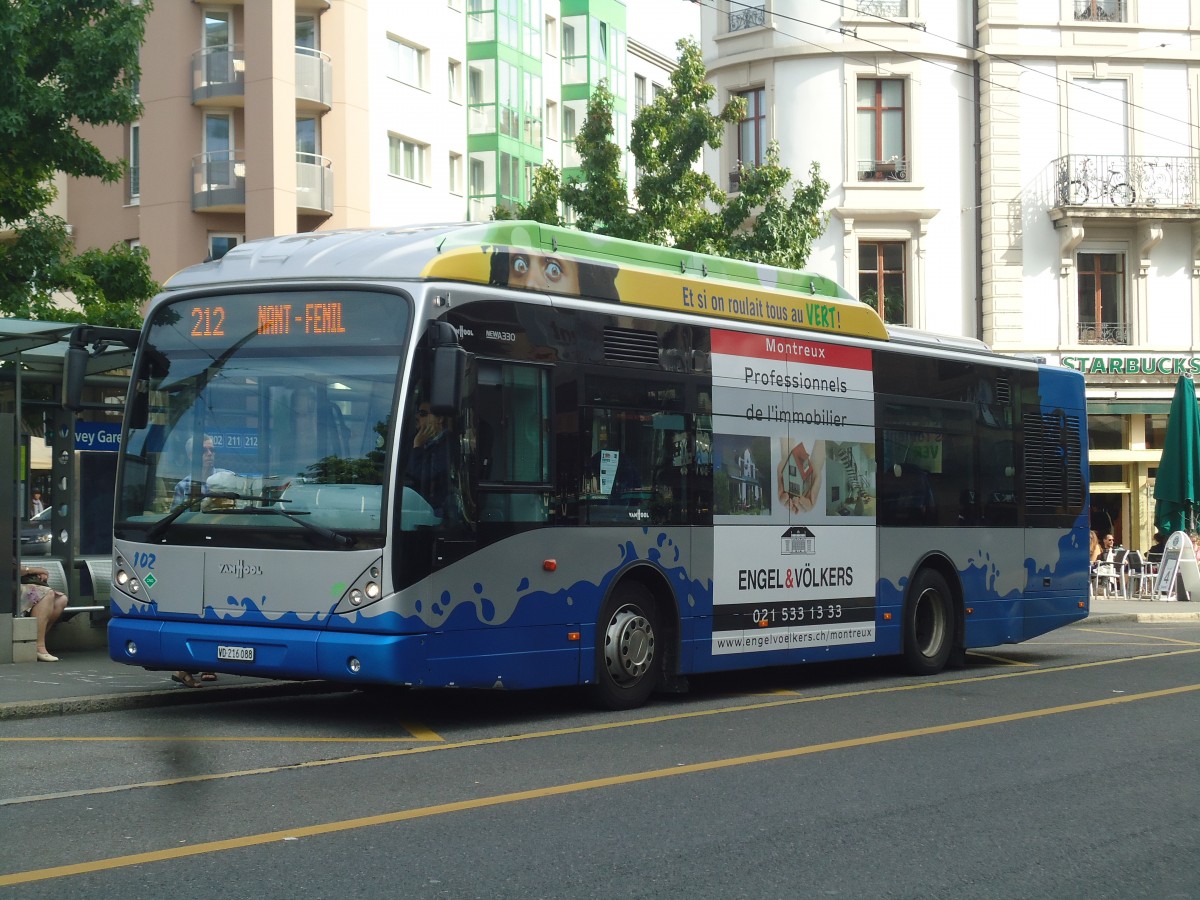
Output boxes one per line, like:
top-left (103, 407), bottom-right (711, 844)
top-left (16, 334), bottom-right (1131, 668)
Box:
top-left (150, 291), bottom-right (408, 351)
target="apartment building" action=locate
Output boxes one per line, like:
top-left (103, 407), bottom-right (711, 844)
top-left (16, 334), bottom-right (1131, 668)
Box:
top-left (701, 0), bottom-right (1200, 550)
top-left (67, 0), bottom-right (698, 284)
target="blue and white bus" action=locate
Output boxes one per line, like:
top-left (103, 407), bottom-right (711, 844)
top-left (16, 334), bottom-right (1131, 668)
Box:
top-left (79, 222), bottom-right (1090, 708)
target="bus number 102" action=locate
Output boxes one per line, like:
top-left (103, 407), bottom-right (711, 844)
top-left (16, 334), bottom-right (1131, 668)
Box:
top-left (191, 305), bottom-right (226, 337)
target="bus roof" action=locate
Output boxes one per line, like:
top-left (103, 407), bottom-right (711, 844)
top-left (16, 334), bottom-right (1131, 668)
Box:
top-left (166, 221), bottom-right (889, 341)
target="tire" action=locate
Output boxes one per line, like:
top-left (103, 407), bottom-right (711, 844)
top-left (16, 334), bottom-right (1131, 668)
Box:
top-left (1109, 182), bottom-right (1134, 206)
top-left (590, 582), bottom-right (661, 710)
top-left (901, 569), bottom-right (955, 676)
top-left (1067, 179), bottom-right (1089, 205)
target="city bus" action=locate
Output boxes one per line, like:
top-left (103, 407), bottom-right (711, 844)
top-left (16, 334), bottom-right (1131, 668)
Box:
top-left (77, 222), bottom-right (1090, 709)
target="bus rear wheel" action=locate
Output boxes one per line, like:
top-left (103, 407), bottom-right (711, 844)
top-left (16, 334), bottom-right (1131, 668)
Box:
top-left (901, 569), bottom-right (955, 675)
top-left (590, 583), bottom-right (660, 710)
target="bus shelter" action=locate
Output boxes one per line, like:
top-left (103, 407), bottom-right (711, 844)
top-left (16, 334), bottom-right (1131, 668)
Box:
top-left (1, 320), bottom-right (136, 662)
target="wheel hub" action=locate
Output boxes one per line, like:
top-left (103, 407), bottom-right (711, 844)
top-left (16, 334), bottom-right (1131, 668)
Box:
top-left (603, 605), bottom-right (655, 684)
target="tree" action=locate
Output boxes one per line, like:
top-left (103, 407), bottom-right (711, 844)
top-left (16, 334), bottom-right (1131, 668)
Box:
top-left (0, 0), bottom-right (156, 325)
top-left (502, 38), bottom-right (830, 270)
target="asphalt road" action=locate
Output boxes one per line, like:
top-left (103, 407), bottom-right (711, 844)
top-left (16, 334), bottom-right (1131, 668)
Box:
top-left (3, 620), bottom-right (1199, 899)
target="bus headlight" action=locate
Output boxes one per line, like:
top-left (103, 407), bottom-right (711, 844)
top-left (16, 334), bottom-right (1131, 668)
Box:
top-left (365, 582), bottom-right (380, 599)
top-left (349, 588), bottom-right (363, 606)
top-left (115, 569), bottom-right (130, 586)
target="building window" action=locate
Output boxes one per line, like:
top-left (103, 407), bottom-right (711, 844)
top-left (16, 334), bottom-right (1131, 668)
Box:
top-left (1074, 0), bottom-right (1124, 21)
top-left (448, 59), bottom-right (463, 103)
top-left (295, 15), bottom-right (317, 49)
top-left (562, 16), bottom-right (584, 84)
top-left (467, 0), bottom-right (495, 42)
top-left (857, 78), bottom-right (906, 181)
top-left (736, 87), bottom-right (766, 169)
top-left (296, 117), bottom-right (319, 161)
top-left (208, 233), bottom-right (242, 261)
top-left (468, 60), bottom-right (496, 134)
top-left (128, 122), bottom-right (140, 203)
top-left (389, 135), bottom-right (429, 183)
top-left (635, 74), bottom-right (647, 113)
top-left (449, 152), bottom-right (463, 194)
top-left (858, 241), bottom-right (907, 324)
top-left (545, 14), bottom-right (557, 55)
top-left (545, 99), bottom-right (558, 141)
top-left (522, 0), bottom-right (541, 57)
top-left (388, 37), bottom-right (427, 89)
top-left (1077, 252), bottom-right (1127, 344)
top-left (523, 72), bottom-right (543, 145)
top-left (498, 60), bottom-right (519, 139)
top-left (728, 1), bottom-right (765, 32)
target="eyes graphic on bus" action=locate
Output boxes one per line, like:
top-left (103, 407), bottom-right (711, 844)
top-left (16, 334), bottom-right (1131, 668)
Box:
top-left (509, 254), bottom-right (577, 292)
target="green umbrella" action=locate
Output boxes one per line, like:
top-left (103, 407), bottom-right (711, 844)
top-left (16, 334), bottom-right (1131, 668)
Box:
top-left (1153, 375), bottom-right (1200, 535)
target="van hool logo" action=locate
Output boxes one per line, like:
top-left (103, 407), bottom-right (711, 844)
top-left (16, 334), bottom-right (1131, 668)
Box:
top-left (219, 560), bottom-right (263, 578)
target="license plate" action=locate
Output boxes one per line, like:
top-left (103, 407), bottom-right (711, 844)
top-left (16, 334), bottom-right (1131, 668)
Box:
top-left (217, 645), bottom-right (255, 662)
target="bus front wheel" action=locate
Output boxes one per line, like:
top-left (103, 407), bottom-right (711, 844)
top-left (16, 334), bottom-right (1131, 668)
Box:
top-left (901, 569), bottom-right (955, 676)
top-left (590, 583), bottom-right (660, 710)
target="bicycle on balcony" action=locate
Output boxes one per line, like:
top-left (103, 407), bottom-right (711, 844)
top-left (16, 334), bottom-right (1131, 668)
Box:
top-left (1064, 157), bottom-right (1135, 206)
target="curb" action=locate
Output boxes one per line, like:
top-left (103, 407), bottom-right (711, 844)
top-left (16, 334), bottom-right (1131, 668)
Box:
top-left (1076, 611), bottom-right (1200, 626)
top-left (0, 679), bottom-right (342, 722)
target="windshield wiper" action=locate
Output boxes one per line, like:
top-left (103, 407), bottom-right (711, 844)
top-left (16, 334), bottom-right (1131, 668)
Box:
top-left (143, 493), bottom-right (205, 543)
top-left (207, 495), bottom-right (358, 547)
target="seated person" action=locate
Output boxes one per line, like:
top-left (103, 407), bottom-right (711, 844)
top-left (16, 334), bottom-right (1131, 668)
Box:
top-left (173, 434), bottom-right (233, 509)
top-left (406, 402), bottom-right (454, 519)
top-left (17, 563), bottom-right (68, 662)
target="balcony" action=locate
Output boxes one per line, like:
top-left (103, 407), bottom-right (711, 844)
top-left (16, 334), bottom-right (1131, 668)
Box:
top-left (191, 151), bottom-right (334, 216)
top-left (192, 150), bottom-right (246, 212)
top-left (1052, 155), bottom-right (1200, 218)
top-left (728, 3), bottom-right (765, 32)
top-left (192, 46), bottom-right (246, 106)
top-left (858, 157), bottom-right (910, 182)
top-left (1078, 322), bottom-right (1130, 345)
top-left (297, 153), bottom-right (334, 216)
top-left (192, 45), bottom-right (332, 110)
top-left (1074, 0), bottom-right (1124, 21)
top-left (296, 47), bottom-right (333, 111)
top-left (856, 0), bottom-right (909, 14)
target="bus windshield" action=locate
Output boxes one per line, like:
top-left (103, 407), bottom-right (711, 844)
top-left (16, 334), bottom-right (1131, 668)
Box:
top-left (115, 289), bottom-right (409, 546)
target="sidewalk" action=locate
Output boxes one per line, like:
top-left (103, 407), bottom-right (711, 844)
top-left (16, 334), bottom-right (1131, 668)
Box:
top-left (1, 597), bottom-right (1196, 721)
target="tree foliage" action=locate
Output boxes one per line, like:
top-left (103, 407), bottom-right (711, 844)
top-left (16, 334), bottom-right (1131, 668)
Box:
top-left (501, 38), bottom-right (830, 269)
top-left (0, 0), bottom-right (156, 325)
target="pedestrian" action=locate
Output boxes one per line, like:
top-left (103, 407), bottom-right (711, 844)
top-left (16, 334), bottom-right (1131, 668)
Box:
top-left (30, 491), bottom-right (44, 517)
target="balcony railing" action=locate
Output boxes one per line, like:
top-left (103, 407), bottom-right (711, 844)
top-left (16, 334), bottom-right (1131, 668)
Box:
top-left (1078, 322), bottom-right (1130, 345)
top-left (858, 157), bottom-right (909, 182)
top-left (857, 0), bottom-right (909, 15)
top-left (295, 47), bottom-right (333, 110)
top-left (297, 153), bottom-right (334, 216)
top-left (192, 150), bottom-right (246, 211)
top-left (1054, 155), bottom-right (1199, 208)
top-left (1074, 0), bottom-right (1125, 21)
top-left (193, 45), bottom-right (332, 108)
top-left (728, 3), bottom-right (765, 32)
top-left (192, 45), bottom-right (245, 104)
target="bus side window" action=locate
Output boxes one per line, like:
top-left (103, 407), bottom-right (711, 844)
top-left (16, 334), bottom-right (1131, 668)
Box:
top-left (475, 360), bottom-right (551, 524)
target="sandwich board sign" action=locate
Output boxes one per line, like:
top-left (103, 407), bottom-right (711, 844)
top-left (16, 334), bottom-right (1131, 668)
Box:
top-left (1153, 531), bottom-right (1200, 601)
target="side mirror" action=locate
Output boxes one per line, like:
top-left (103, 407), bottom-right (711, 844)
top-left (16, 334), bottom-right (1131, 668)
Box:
top-left (426, 320), bottom-right (467, 416)
top-left (62, 346), bottom-right (90, 412)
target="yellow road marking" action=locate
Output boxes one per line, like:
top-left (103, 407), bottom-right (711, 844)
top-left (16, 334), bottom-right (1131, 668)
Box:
top-left (966, 651), bottom-right (1036, 666)
top-left (1077, 626), bottom-right (1200, 647)
top-left (3, 681), bottom-right (1198, 887)
top-left (2, 646), bottom-right (1198, 809)
top-left (0, 721), bottom-right (443, 745)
